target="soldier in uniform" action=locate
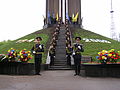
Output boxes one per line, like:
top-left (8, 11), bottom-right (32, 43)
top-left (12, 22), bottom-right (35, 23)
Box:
top-left (66, 44), bottom-right (73, 66)
top-left (73, 37), bottom-right (84, 76)
top-left (49, 45), bottom-right (55, 66)
top-left (31, 37), bottom-right (44, 75)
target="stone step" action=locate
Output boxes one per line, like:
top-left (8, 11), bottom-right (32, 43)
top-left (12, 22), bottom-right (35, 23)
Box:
top-left (54, 59), bottom-right (67, 62)
top-left (56, 45), bottom-right (66, 47)
top-left (48, 26), bottom-right (69, 70)
top-left (57, 40), bottom-right (66, 42)
top-left (54, 64), bottom-right (67, 66)
top-left (48, 67), bottom-right (72, 70)
top-left (55, 51), bottom-right (66, 54)
top-left (55, 56), bottom-right (66, 59)
top-left (48, 66), bottom-right (72, 70)
top-left (55, 58), bottom-right (66, 61)
top-left (55, 53), bottom-right (66, 58)
top-left (58, 35), bottom-right (65, 37)
top-left (56, 44), bottom-right (66, 46)
top-left (54, 61), bottom-right (67, 64)
top-left (57, 42), bottom-right (66, 45)
top-left (54, 62), bottom-right (67, 64)
top-left (56, 46), bottom-right (66, 49)
top-left (57, 39), bottom-right (66, 41)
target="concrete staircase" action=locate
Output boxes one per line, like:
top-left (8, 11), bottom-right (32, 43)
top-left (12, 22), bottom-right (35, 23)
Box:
top-left (49, 26), bottom-right (72, 70)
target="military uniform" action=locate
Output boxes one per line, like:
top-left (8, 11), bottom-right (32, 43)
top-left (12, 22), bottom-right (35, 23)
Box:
top-left (31, 44), bottom-right (44, 75)
top-left (66, 47), bottom-right (73, 66)
top-left (49, 47), bottom-right (55, 66)
top-left (73, 43), bottom-right (84, 75)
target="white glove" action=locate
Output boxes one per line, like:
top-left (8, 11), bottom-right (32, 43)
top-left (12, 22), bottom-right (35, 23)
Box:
top-left (78, 46), bottom-right (81, 49)
top-left (33, 51), bottom-right (36, 54)
top-left (72, 52), bottom-right (75, 55)
top-left (39, 45), bottom-right (42, 49)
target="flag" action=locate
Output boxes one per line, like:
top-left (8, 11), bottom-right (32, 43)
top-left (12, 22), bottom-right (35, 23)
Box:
top-left (48, 11), bottom-right (51, 18)
top-left (74, 12), bottom-right (79, 22)
top-left (52, 13), bottom-right (55, 18)
top-left (72, 14), bottom-right (75, 22)
top-left (48, 11), bottom-right (51, 24)
top-left (66, 13), bottom-right (70, 20)
top-left (56, 13), bottom-right (59, 21)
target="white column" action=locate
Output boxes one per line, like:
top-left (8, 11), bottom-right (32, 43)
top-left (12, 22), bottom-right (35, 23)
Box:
top-left (66, 0), bottom-right (68, 14)
top-left (59, 0), bottom-right (61, 17)
top-left (62, 0), bottom-right (65, 22)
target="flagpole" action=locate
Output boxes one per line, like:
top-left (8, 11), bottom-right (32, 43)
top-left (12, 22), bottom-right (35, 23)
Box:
top-left (61, 0), bottom-right (63, 22)
top-left (79, 0), bottom-right (81, 27)
top-left (65, 0), bottom-right (66, 22)
top-left (46, 0), bottom-right (48, 24)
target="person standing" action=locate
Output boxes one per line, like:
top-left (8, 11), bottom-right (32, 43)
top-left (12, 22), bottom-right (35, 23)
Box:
top-left (49, 45), bottom-right (55, 66)
top-left (66, 44), bottom-right (73, 66)
top-left (73, 37), bottom-right (84, 76)
top-left (31, 37), bottom-right (44, 75)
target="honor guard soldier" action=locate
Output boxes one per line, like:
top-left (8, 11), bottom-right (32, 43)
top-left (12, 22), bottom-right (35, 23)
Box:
top-left (66, 44), bottom-right (73, 66)
top-left (73, 37), bottom-right (84, 76)
top-left (31, 37), bottom-right (44, 75)
top-left (49, 45), bottom-right (55, 66)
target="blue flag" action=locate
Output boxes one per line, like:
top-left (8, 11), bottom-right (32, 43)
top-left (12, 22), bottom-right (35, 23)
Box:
top-left (48, 11), bottom-right (51, 24)
top-left (66, 13), bottom-right (70, 20)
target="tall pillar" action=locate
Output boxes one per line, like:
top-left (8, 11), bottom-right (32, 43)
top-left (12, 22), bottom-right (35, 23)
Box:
top-left (53, 0), bottom-right (59, 16)
top-left (65, 0), bottom-right (66, 20)
top-left (46, 0), bottom-right (59, 24)
top-left (46, 0), bottom-right (48, 24)
top-left (68, 0), bottom-right (81, 25)
top-left (61, 0), bottom-right (63, 21)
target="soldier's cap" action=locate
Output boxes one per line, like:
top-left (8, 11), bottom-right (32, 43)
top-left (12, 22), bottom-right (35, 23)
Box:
top-left (36, 37), bottom-right (42, 41)
top-left (75, 37), bottom-right (81, 40)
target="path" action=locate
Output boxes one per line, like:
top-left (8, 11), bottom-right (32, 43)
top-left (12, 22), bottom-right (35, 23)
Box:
top-left (0, 70), bottom-right (120, 90)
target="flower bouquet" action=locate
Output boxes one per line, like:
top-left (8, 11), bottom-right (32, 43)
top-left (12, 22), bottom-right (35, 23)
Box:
top-left (96, 50), bottom-right (108, 64)
top-left (108, 49), bottom-right (120, 63)
top-left (18, 49), bottom-right (32, 63)
top-left (7, 48), bottom-right (17, 62)
top-left (96, 49), bottom-right (120, 64)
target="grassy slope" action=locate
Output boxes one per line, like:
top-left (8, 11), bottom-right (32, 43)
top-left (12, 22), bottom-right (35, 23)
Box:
top-left (73, 28), bottom-right (120, 61)
top-left (1, 27), bottom-right (120, 62)
top-left (0, 27), bottom-right (54, 63)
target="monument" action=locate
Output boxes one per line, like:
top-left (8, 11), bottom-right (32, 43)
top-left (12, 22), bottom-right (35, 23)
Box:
top-left (46, 0), bottom-right (81, 27)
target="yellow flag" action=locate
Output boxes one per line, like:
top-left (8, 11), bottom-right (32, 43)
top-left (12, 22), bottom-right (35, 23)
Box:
top-left (72, 14), bottom-right (75, 22)
top-left (74, 12), bottom-right (79, 22)
top-left (56, 13), bottom-right (59, 21)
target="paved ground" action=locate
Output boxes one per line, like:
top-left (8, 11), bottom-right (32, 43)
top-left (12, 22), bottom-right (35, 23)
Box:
top-left (0, 70), bottom-right (120, 90)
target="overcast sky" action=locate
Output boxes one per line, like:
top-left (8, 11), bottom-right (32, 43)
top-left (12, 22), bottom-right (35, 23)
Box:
top-left (0, 0), bottom-right (120, 42)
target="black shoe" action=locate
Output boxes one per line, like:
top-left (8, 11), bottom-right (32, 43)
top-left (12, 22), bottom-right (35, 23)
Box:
top-left (35, 73), bottom-right (41, 75)
top-left (74, 74), bottom-right (77, 76)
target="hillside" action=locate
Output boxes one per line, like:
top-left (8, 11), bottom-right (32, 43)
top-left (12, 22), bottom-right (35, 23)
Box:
top-left (1, 27), bottom-right (120, 63)
top-left (72, 28), bottom-right (120, 61)
top-left (0, 27), bottom-right (55, 63)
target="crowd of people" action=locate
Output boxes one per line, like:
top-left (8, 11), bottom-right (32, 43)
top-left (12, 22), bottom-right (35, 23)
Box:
top-left (48, 18), bottom-right (61, 66)
top-left (65, 19), bottom-right (73, 66)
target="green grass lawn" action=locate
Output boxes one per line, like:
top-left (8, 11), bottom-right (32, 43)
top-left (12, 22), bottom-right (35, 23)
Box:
top-left (0, 27), bottom-right (54, 63)
top-left (73, 28), bottom-right (120, 61)
top-left (1, 27), bottom-right (120, 63)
